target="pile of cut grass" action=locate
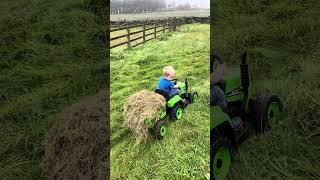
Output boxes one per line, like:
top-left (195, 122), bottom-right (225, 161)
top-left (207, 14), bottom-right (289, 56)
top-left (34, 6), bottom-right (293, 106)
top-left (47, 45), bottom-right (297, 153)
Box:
top-left (42, 91), bottom-right (108, 179)
top-left (211, 0), bottom-right (320, 179)
top-left (0, 0), bottom-right (107, 178)
top-left (110, 24), bottom-right (210, 179)
top-left (123, 90), bottom-right (166, 142)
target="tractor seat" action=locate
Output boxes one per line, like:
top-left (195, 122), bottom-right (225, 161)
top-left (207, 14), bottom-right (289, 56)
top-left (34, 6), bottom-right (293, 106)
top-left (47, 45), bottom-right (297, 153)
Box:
top-left (216, 80), bottom-right (226, 93)
top-left (155, 89), bottom-right (170, 101)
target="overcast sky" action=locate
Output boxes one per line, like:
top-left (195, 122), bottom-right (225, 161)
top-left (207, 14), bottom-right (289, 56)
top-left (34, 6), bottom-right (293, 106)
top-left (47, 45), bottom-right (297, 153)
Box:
top-left (174, 0), bottom-right (210, 8)
top-left (113, 0), bottom-right (210, 9)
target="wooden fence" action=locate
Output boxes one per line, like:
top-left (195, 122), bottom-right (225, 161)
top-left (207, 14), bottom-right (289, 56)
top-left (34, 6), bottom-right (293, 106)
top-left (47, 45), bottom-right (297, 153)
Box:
top-left (110, 21), bottom-right (176, 49)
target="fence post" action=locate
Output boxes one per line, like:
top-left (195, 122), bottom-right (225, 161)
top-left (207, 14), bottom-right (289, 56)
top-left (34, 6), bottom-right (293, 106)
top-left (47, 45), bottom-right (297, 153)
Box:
top-left (163, 23), bottom-right (165, 33)
top-left (126, 26), bottom-right (131, 48)
top-left (154, 24), bottom-right (156, 38)
top-left (143, 23), bottom-right (146, 43)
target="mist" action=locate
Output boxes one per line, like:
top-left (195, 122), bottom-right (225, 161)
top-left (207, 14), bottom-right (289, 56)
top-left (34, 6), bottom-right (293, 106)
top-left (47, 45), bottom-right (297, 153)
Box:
top-left (173, 0), bottom-right (210, 9)
top-left (110, 0), bottom-right (210, 15)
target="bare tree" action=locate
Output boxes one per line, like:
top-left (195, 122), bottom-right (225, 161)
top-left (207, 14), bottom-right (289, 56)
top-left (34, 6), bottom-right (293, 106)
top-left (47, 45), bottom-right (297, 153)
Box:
top-left (110, 0), bottom-right (166, 14)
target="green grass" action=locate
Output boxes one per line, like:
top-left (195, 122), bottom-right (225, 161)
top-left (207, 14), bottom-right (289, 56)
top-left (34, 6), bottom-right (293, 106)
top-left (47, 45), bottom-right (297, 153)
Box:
top-left (110, 24), bottom-right (210, 179)
top-left (211, 0), bottom-right (320, 179)
top-left (0, 0), bottom-right (106, 179)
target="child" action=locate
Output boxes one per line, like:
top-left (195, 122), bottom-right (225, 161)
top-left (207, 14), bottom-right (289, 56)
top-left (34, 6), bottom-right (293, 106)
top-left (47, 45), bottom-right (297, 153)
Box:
top-left (157, 66), bottom-right (180, 97)
top-left (210, 52), bottom-right (228, 112)
top-left (211, 51), bottom-right (243, 131)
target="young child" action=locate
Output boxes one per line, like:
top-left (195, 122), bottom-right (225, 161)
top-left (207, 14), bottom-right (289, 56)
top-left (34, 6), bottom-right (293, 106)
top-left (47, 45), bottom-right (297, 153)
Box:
top-left (210, 52), bottom-right (228, 112)
top-left (211, 51), bottom-right (243, 131)
top-left (157, 66), bottom-right (180, 97)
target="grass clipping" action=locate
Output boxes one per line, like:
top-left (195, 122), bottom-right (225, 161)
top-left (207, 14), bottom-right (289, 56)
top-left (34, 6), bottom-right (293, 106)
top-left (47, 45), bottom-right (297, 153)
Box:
top-left (123, 90), bottom-right (166, 142)
top-left (41, 91), bottom-right (108, 179)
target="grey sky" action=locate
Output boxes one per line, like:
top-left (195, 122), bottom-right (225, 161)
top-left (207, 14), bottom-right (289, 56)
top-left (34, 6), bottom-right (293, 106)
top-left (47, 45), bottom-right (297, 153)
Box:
top-left (112, 0), bottom-right (210, 9)
top-left (173, 0), bottom-right (210, 8)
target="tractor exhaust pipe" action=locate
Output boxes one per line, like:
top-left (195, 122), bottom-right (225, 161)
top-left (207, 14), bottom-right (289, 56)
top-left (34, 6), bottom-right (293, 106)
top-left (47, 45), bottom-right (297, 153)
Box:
top-left (185, 78), bottom-right (188, 92)
top-left (240, 52), bottom-right (249, 89)
top-left (240, 52), bottom-right (249, 110)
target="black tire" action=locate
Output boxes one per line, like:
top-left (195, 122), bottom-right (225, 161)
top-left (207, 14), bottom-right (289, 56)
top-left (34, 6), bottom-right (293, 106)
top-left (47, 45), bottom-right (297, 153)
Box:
top-left (170, 104), bottom-right (183, 121)
top-left (211, 134), bottom-right (234, 180)
top-left (154, 120), bottom-right (167, 140)
top-left (189, 92), bottom-right (198, 103)
top-left (252, 92), bottom-right (283, 133)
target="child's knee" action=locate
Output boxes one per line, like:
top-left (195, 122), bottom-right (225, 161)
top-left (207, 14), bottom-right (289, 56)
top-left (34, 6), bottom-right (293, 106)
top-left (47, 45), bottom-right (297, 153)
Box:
top-left (211, 85), bottom-right (227, 108)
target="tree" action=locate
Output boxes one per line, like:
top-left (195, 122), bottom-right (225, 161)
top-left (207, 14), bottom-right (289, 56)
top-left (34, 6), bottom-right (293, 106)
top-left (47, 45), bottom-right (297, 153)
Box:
top-left (110, 0), bottom-right (166, 14)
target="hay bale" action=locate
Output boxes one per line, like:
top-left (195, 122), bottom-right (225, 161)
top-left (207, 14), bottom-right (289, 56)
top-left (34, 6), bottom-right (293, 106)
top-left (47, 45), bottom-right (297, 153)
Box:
top-left (41, 91), bottom-right (108, 179)
top-left (123, 90), bottom-right (166, 142)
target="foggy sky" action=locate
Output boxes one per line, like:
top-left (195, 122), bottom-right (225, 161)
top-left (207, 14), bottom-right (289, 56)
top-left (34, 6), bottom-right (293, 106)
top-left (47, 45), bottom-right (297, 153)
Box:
top-left (171, 0), bottom-right (210, 8)
top-left (114, 0), bottom-right (210, 9)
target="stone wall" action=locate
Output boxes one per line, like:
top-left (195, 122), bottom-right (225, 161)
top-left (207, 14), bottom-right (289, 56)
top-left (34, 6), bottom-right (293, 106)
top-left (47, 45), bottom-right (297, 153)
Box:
top-left (110, 16), bottom-right (210, 28)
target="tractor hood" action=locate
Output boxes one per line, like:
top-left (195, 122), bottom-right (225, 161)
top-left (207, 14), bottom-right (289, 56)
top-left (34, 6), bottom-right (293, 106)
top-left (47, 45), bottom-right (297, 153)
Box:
top-left (225, 67), bottom-right (241, 93)
top-left (211, 106), bottom-right (232, 129)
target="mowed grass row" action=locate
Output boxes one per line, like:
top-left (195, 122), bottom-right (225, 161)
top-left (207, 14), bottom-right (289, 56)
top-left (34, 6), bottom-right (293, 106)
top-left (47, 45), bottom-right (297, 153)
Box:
top-left (0, 0), bottom-right (106, 179)
top-left (211, 0), bottom-right (320, 179)
top-left (110, 24), bottom-right (210, 179)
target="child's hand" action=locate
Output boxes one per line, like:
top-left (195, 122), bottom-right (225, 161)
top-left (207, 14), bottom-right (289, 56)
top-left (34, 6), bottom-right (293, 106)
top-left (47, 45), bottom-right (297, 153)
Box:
top-left (174, 82), bottom-right (181, 89)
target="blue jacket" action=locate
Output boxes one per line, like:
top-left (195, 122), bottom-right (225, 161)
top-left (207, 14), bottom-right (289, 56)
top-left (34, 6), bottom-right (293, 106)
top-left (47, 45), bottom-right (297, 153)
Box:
top-left (157, 77), bottom-right (175, 96)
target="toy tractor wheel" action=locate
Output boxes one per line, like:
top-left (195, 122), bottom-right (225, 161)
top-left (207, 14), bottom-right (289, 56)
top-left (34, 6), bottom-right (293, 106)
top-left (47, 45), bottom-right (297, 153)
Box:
top-left (154, 120), bottom-right (168, 139)
top-left (211, 135), bottom-right (233, 180)
top-left (189, 92), bottom-right (198, 103)
top-left (170, 104), bottom-right (183, 121)
top-left (253, 92), bottom-right (283, 133)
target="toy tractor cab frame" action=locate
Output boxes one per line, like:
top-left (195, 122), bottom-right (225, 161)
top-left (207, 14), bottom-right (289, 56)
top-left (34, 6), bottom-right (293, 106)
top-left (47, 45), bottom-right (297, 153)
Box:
top-left (210, 52), bottom-right (283, 180)
top-left (145, 78), bottom-right (198, 139)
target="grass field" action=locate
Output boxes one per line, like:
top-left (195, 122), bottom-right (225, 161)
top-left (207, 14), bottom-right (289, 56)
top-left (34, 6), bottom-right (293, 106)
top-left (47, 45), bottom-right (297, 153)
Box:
top-left (110, 9), bottom-right (210, 21)
top-left (110, 24), bottom-right (210, 179)
top-left (211, 0), bottom-right (320, 179)
top-left (0, 0), bottom-right (106, 178)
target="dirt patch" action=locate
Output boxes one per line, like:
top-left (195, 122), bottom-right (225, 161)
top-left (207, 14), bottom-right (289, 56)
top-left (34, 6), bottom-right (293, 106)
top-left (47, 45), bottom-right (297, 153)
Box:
top-left (42, 90), bottom-right (109, 179)
top-left (123, 90), bottom-right (166, 143)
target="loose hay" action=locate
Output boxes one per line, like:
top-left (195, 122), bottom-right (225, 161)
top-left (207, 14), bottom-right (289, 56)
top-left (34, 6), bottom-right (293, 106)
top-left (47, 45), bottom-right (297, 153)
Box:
top-left (123, 90), bottom-right (166, 142)
top-left (42, 91), bottom-right (109, 179)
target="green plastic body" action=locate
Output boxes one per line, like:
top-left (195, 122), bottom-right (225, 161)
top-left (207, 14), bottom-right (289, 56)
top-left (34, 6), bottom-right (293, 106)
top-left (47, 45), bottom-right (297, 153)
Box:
top-left (167, 95), bottom-right (182, 108)
top-left (211, 106), bottom-right (233, 129)
top-left (211, 66), bottom-right (251, 129)
top-left (179, 82), bottom-right (187, 95)
top-left (225, 67), bottom-right (242, 102)
top-left (144, 107), bottom-right (167, 128)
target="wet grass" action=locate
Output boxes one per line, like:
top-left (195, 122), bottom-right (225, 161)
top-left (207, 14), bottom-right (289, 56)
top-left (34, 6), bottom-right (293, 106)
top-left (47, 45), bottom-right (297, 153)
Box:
top-left (211, 0), bottom-right (320, 179)
top-left (110, 24), bottom-right (210, 179)
top-left (0, 0), bottom-right (107, 178)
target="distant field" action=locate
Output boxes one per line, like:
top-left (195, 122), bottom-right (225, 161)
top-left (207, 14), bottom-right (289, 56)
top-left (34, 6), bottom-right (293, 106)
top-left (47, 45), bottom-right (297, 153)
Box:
top-left (110, 9), bottom-right (210, 21)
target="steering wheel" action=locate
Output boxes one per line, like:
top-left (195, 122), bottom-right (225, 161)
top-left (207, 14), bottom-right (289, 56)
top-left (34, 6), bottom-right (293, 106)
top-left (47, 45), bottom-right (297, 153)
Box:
top-left (210, 51), bottom-right (222, 73)
top-left (172, 78), bottom-right (179, 85)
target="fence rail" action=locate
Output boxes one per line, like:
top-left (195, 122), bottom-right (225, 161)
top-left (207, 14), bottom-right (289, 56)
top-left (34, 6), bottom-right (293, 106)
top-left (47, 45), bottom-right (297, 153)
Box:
top-left (110, 21), bottom-right (177, 49)
top-left (110, 17), bottom-right (209, 50)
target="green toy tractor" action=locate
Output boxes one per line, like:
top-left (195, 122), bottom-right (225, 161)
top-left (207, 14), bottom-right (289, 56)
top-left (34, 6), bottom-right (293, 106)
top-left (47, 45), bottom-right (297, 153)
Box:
top-left (145, 78), bottom-right (198, 139)
top-left (210, 53), bottom-right (283, 180)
